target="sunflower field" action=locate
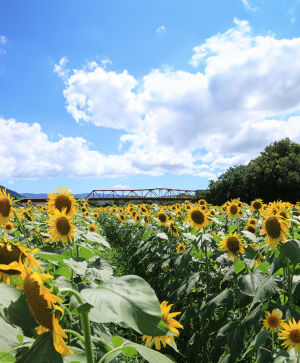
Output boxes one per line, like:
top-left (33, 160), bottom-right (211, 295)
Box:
top-left (1, 187), bottom-right (300, 363)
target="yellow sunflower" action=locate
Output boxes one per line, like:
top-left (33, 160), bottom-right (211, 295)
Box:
top-left (81, 207), bottom-right (87, 213)
top-left (46, 208), bottom-right (76, 246)
top-left (169, 222), bottom-right (179, 237)
top-left (4, 221), bottom-right (14, 233)
top-left (176, 243), bottom-right (186, 254)
top-left (187, 208), bottom-right (209, 231)
top-left (221, 205), bottom-right (228, 214)
top-left (260, 214), bottom-right (289, 249)
top-left (0, 188), bottom-right (14, 226)
top-left (143, 214), bottom-right (150, 225)
top-left (157, 212), bottom-right (168, 226)
top-left (198, 199), bottom-right (206, 206)
top-left (263, 310), bottom-right (284, 332)
top-left (84, 211), bottom-right (90, 217)
top-left (219, 232), bottom-right (245, 261)
top-left (141, 301), bottom-right (183, 350)
top-left (163, 266), bottom-right (168, 272)
top-left (134, 214), bottom-right (141, 223)
top-left (248, 218), bottom-right (257, 226)
top-left (19, 268), bottom-right (73, 356)
top-left (226, 200), bottom-right (240, 219)
top-left (244, 225), bottom-right (257, 235)
top-left (47, 186), bottom-right (77, 218)
top-left (93, 212), bottom-right (99, 218)
top-left (0, 236), bottom-right (40, 284)
top-left (140, 205), bottom-right (148, 214)
top-left (118, 214), bottom-right (126, 223)
top-left (250, 198), bottom-right (264, 213)
top-left (278, 318), bottom-right (300, 355)
top-left (88, 224), bottom-right (98, 233)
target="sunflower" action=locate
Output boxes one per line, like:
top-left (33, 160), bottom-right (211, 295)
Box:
top-left (250, 199), bottom-right (264, 213)
top-left (134, 214), bottom-right (141, 223)
top-left (248, 243), bottom-right (263, 266)
top-left (170, 205), bottom-right (177, 211)
top-left (141, 301), bottom-right (183, 350)
top-left (167, 214), bottom-right (174, 222)
top-left (176, 243), bottom-right (186, 254)
top-left (260, 214), bottom-right (289, 249)
top-left (88, 224), bottom-right (98, 233)
top-left (263, 310), bottom-right (284, 332)
top-left (187, 208), bottom-right (209, 231)
top-left (278, 319), bottom-right (300, 355)
top-left (0, 188), bottom-right (14, 226)
top-left (47, 186), bottom-right (77, 218)
top-left (84, 202), bottom-right (89, 208)
top-left (0, 236), bottom-right (40, 284)
top-left (198, 199), bottom-right (206, 206)
top-left (157, 212), bottom-right (168, 226)
top-left (226, 200), bottom-right (240, 219)
top-left (248, 218), bottom-right (257, 226)
top-left (93, 212), bottom-right (99, 219)
top-left (42, 206), bottom-right (48, 212)
top-left (81, 207), bottom-right (87, 213)
top-left (208, 210), bottom-right (216, 217)
top-left (219, 232), bottom-right (245, 261)
top-left (118, 214), bottom-right (126, 223)
top-left (4, 221), bottom-right (14, 233)
top-left (221, 205), bottom-right (228, 214)
top-left (23, 211), bottom-right (35, 222)
top-left (19, 268), bottom-right (73, 356)
top-left (244, 224), bottom-right (257, 235)
top-left (84, 211), bottom-right (90, 217)
top-left (238, 210), bottom-right (244, 217)
top-left (46, 208), bottom-right (76, 246)
top-left (140, 205), bottom-right (148, 214)
top-left (143, 214), bottom-right (150, 225)
top-left (169, 223), bottom-right (179, 237)
top-left (163, 266), bottom-right (168, 272)
top-left (185, 204), bottom-right (191, 211)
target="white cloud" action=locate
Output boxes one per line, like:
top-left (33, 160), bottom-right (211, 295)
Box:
top-left (6, 18), bottom-right (300, 182)
top-left (156, 26), bottom-right (166, 34)
top-left (113, 184), bottom-right (129, 189)
top-left (8, 180), bottom-right (14, 185)
top-left (241, 0), bottom-right (258, 12)
top-left (0, 35), bottom-right (7, 54)
top-left (101, 58), bottom-right (112, 69)
top-left (53, 57), bottom-right (70, 83)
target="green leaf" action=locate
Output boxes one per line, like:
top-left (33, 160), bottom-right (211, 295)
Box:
top-left (15, 332), bottom-right (63, 363)
top-left (85, 232), bottom-right (111, 249)
top-left (213, 235), bottom-right (222, 242)
top-left (86, 257), bottom-right (114, 282)
top-left (256, 261), bottom-right (270, 275)
top-left (55, 276), bottom-right (79, 293)
top-left (228, 224), bottom-right (237, 233)
top-left (198, 290), bottom-right (234, 318)
top-left (240, 305), bottom-right (262, 330)
top-left (111, 336), bottom-right (138, 358)
top-left (77, 302), bottom-right (93, 314)
top-left (63, 347), bottom-right (87, 363)
top-left (234, 259), bottom-right (246, 274)
top-left (156, 232), bottom-right (168, 240)
top-left (271, 348), bottom-right (289, 360)
top-left (237, 270), bottom-right (265, 296)
top-left (0, 284), bottom-right (38, 329)
top-left (63, 258), bottom-right (88, 276)
top-left (0, 317), bottom-right (22, 352)
top-left (17, 335), bottom-right (23, 344)
top-left (37, 252), bottom-right (65, 263)
top-left (0, 353), bottom-right (16, 363)
top-left (54, 267), bottom-right (72, 280)
top-left (242, 230), bottom-right (258, 243)
top-left (255, 330), bottom-right (270, 351)
top-left (79, 246), bottom-right (94, 260)
top-left (227, 324), bottom-right (244, 361)
top-left (279, 240), bottom-right (300, 266)
top-left (169, 273), bottom-right (202, 298)
top-left (81, 275), bottom-right (174, 336)
top-left (142, 229), bottom-right (153, 240)
top-left (250, 275), bottom-right (282, 310)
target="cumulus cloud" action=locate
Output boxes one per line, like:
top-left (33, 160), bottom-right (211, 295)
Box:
top-left (113, 184), bottom-right (129, 189)
top-left (53, 57), bottom-right (69, 83)
top-left (51, 18), bottom-right (300, 181)
top-left (241, 0), bottom-right (258, 12)
top-left (156, 26), bottom-right (165, 34)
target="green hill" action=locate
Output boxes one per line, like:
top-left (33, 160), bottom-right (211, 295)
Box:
top-left (0, 185), bottom-right (25, 199)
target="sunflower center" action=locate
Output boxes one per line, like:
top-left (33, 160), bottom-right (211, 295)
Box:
top-left (170, 224), bottom-right (177, 233)
top-left (249, 220), bottom-right (256, 225)
top-left (5, 224), bottom-right (12, 230)
top-left (158, 214), bottom-right (167, 223)
top-left (265, 217), bottom-right (281, 239)
top-left (253, 201), bottom-right (262, 210)
top-left (229, 205), bottom-right (238, 215)
top-left (54, 195), bottom-right (72, 214)
top-left (290, 329), bottom-right (300, 343)
top-left (0, 243), bottom-right (24, 275)
top-left (279, 211), bottom-right (287, 219)
top-left (0, 197), bottom-right (11, 217)
top-left (56, 217), bottom-right (71, 236)
top-left (191, 210), bottom-right (204, 225)
top-left (81, 207), bottom-right (87, 213)
top-left (226, 237), bottom-right (240, 254)
top-left (268, 317), bottom-right (279, 327)
top-left (246, 225), bottom-right (256, 234)
top-left (89, 226), bottom-right (96, 232)
top-left (24, 276), bottom-right (53, 330)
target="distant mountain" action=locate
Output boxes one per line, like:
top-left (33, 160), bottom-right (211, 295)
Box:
top-left (0, 185), bottom-right (25, 199)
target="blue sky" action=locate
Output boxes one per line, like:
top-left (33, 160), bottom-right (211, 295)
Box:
top-left (1, 0), bottom-right (300, 194)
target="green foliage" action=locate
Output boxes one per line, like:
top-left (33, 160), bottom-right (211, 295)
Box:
top-left (199, 138), bottom-right (300, 205)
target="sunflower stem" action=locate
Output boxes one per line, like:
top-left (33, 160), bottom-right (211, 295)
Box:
top-left (7, 345), bottom-right (30, 353)
top-left (286, 258), bottom-right (292, 303)
top-left (32, 224), bottom-right (45, 247)
top-left (272, 330), bottom-right (274, 351)
top-left (59, 288), bottom-right (94, 363)
top-left (13, 210), bottom-right (26, 236)
top-left (204, 241), bottom-right (210, 296)
top-left (98, 345), bottom-right (125, 363)
top-left (64, 329), bottom-right (85, 345)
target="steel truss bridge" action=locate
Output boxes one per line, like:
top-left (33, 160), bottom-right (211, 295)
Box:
top-left (18, 188), bottom-right (202, 203)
